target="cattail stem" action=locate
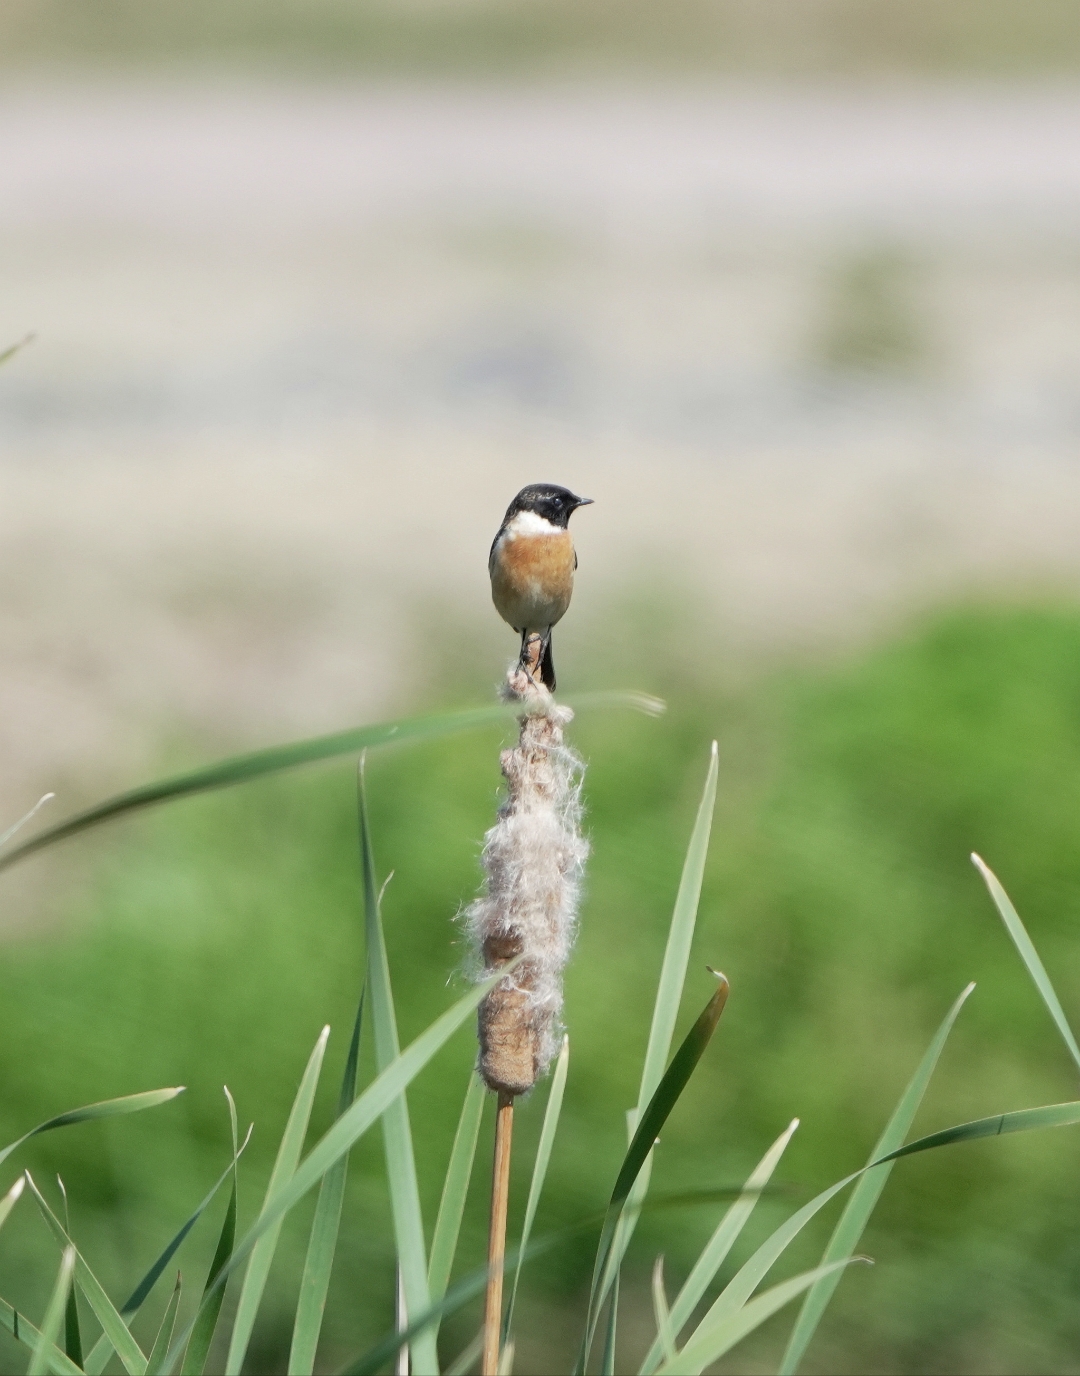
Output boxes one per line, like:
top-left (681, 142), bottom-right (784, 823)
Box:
top-left (482, 1091), bottom-right (515, 1376)
top-left (467, 666), bottom-right (587, 1370)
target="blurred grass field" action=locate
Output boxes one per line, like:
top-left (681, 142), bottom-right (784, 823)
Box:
top-left (3, 601), bottom-right (1080, 1373)
top-left (5, 0), bottom-right (1080, 76)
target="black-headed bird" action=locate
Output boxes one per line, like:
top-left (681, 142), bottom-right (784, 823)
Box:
top-left (488, 483), bottom-right (593, 691)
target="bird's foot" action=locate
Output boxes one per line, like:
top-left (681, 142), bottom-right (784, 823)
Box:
top-left (520, 633), bottom-right (544, 684)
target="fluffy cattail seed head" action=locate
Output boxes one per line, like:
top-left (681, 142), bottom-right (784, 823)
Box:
top-left (464, 667), bottom-right (588, 1096)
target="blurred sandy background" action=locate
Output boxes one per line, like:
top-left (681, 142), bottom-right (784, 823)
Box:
top-left (5, 2), bottom-right (1080, 825)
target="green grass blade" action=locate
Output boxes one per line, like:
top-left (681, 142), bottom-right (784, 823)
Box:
top-left (146, 1274), bottom-right (182, 1376)
top-left (339, 1198), bottom-right (755, 1376)
top-left (428, 1071), bottom-right (486, 1312)
top-left (0, 1291), bottom-right (83, 1375)
top-left (651, 1257), bottom-right (676, 1368)
top-left (123, 1117), bottom-right (252, 1317)
top-left (179, 1188), bottom-right (234, 1376)
top-left (505, 1035), bottom-right (570, 1336)
top-left (30, 1247), bottom-right (76, 1376)
top-left (0, 1088), bottom-right (184, 1169)
top-left (874, 1098), bottom-right (1080, 1161)
top-left (639, 1119), bottom-right (800, 1375)
top-left (597, 744), bottom-right (718, 1331)
top-left (163, 967), bottom-right (508, 1376)
top-left (180, 1093), bottom-right (241, 1376)
top-left (972, 854), bottom-right (1080, 1073)
top-left (0, 791), bottom-right (55, 850)
top-left (577, 973), bottom-right (730, 1372)
top-left (79, 1094), bottom-right (250, 1376)
top-left (637, 743), bottom-right (719, 1114)
top-left (290, 995), bottom-right (365, 1376)
top-left (682, 1092), bottom-right (1080, 1361)
top-left (336, 1240), bottom-right (551, 1376)
top-left (55, 1179), bottom-right (83, 1370)
top-left (358, 762), bottom-right (437, 1376)
top-left (0, 691), bottom-right (662, 874)
top-left (600, 1272), bottom-right (619, 1376)
top-left (27, 1173), bottom-right (148, 1375)
top-left (690, 1171), bottom-right (860, 1339)
top-left (64, 1281), bottom-right (82, 1370)
top-left (0, 1175), bottom-right (25, 1232)
top-left (445, 1333), bottom-right (483, 1375)
top-left (656, 1261), bottom-right (865, 1376)
top-left (247, 973), bottom-right (506, 1262)
top-left (225, 1026), bottom-right (330, 1375)
top-left (780, 982), bottom-right (975, 1375)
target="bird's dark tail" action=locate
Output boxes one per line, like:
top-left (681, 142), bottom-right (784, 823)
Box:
top-left (540, 636), bottom-right (556, 691)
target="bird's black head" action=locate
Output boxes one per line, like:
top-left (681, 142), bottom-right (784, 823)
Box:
top-left (503, 483), bottom-right (593, 530)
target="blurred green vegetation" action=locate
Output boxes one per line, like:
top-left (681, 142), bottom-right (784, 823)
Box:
top-left (813, 248), bottom-right (933, 377)
top-left (5, 603), bottom-right (1080, 1373)
top-left (5, 0), bottom-right (1080, 76)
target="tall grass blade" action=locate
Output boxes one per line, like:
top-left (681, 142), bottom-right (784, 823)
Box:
top-left (639, 1119), bottom-right (799, 1375)
top-left (602, 744), bottom-right (718, 1321)
top-left (29, 1247), bottom-right (76, 1376)
top-left (0, 1088), bottom-right (184, 1169)
top-left (638, 743), bottom-right (719, 1112)
top-left (505, 1035), bottom-right (570, 1335)
top-left (55, 1178), bottom-right (82, 1369)
top-left (972, 854), bottom-right (1080, 1073)
top-left (688, 1171), bottom-right (859, 1339)
top-left (64, 1283), bottom-right (82, 1373)
top-left (163, 968), bottom-right (508, 1376)
top-left (340, 1197), bottom-right (756, 1376)
top-left (428, 1071), bottom-right (486, 1312)
top-left (358, 761), bottom-right (437, 1376)
top-left (656, 1261), bottom-right (865, 1376)
top-left (678, 1092), bottom-right (1080, 1362)
top-left (0, 691), bottom-right (662, 873)
top-left (780, 982), bottom-right (975, 1375)
top-left (874, 1098), bottom-right (1080, 1161)
top-left (290, 994), bottom-right (365, 1376)
top-left (445, 1332), bottom-right (484, 1375)
top-left (147, 1274), bottom-right (182, 1376)
top-left (600, 1273), bottom-right (619, 1376)
top-left (0, 1291), bottom-right (82, 1375)
top-left (651, 1257), bottom-right (676, 1367)
top-left (0, 1175), bottom-right (24, 1232)
top-left (338, 1253), bottom-right (514, 1376)
top-left (122, 1114), bottom-right (252, 1318)
top-left (577, 973), bottom-right (730, 1371)
top-left (225, 1027), bottom-right (330, 1375)
top-left (0, 792), bottom-right (55, 850)
top-left (180, 1089), bottom-right (242, 1376)
top-left (80, 1101), bottom-right (246, 1374)
top-left (26, 1173), bottom-right (148, 1375)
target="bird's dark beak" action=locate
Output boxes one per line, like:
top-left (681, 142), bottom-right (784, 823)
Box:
top-left (573, 496), bottom-right (594, 508)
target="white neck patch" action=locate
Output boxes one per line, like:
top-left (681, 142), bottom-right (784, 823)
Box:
top-left (506, 510), bottom-right (561, 537)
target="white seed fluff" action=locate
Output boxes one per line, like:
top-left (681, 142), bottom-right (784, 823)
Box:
top-left (464, 667), bottom-right (589, 1091)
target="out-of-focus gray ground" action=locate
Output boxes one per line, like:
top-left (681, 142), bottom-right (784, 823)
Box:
top-left (4, 78), bottom-right (1080, 821)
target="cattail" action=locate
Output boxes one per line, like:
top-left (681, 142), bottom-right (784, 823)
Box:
top-left (464, 665), bottom-right (588, 1096)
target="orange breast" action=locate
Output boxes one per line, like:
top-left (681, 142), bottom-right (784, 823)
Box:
top-left (490, 531), bottom-right (576, 632)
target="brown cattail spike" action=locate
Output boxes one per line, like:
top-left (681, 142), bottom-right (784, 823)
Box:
top-left (465, 666), bottom-right (588, 1096)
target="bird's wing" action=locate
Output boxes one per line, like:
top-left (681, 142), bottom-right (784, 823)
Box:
top-left (488, 526), bottom-right (505, 576)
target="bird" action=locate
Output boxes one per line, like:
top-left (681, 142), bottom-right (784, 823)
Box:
top-left (488, 483), bottom-right (593, 691)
